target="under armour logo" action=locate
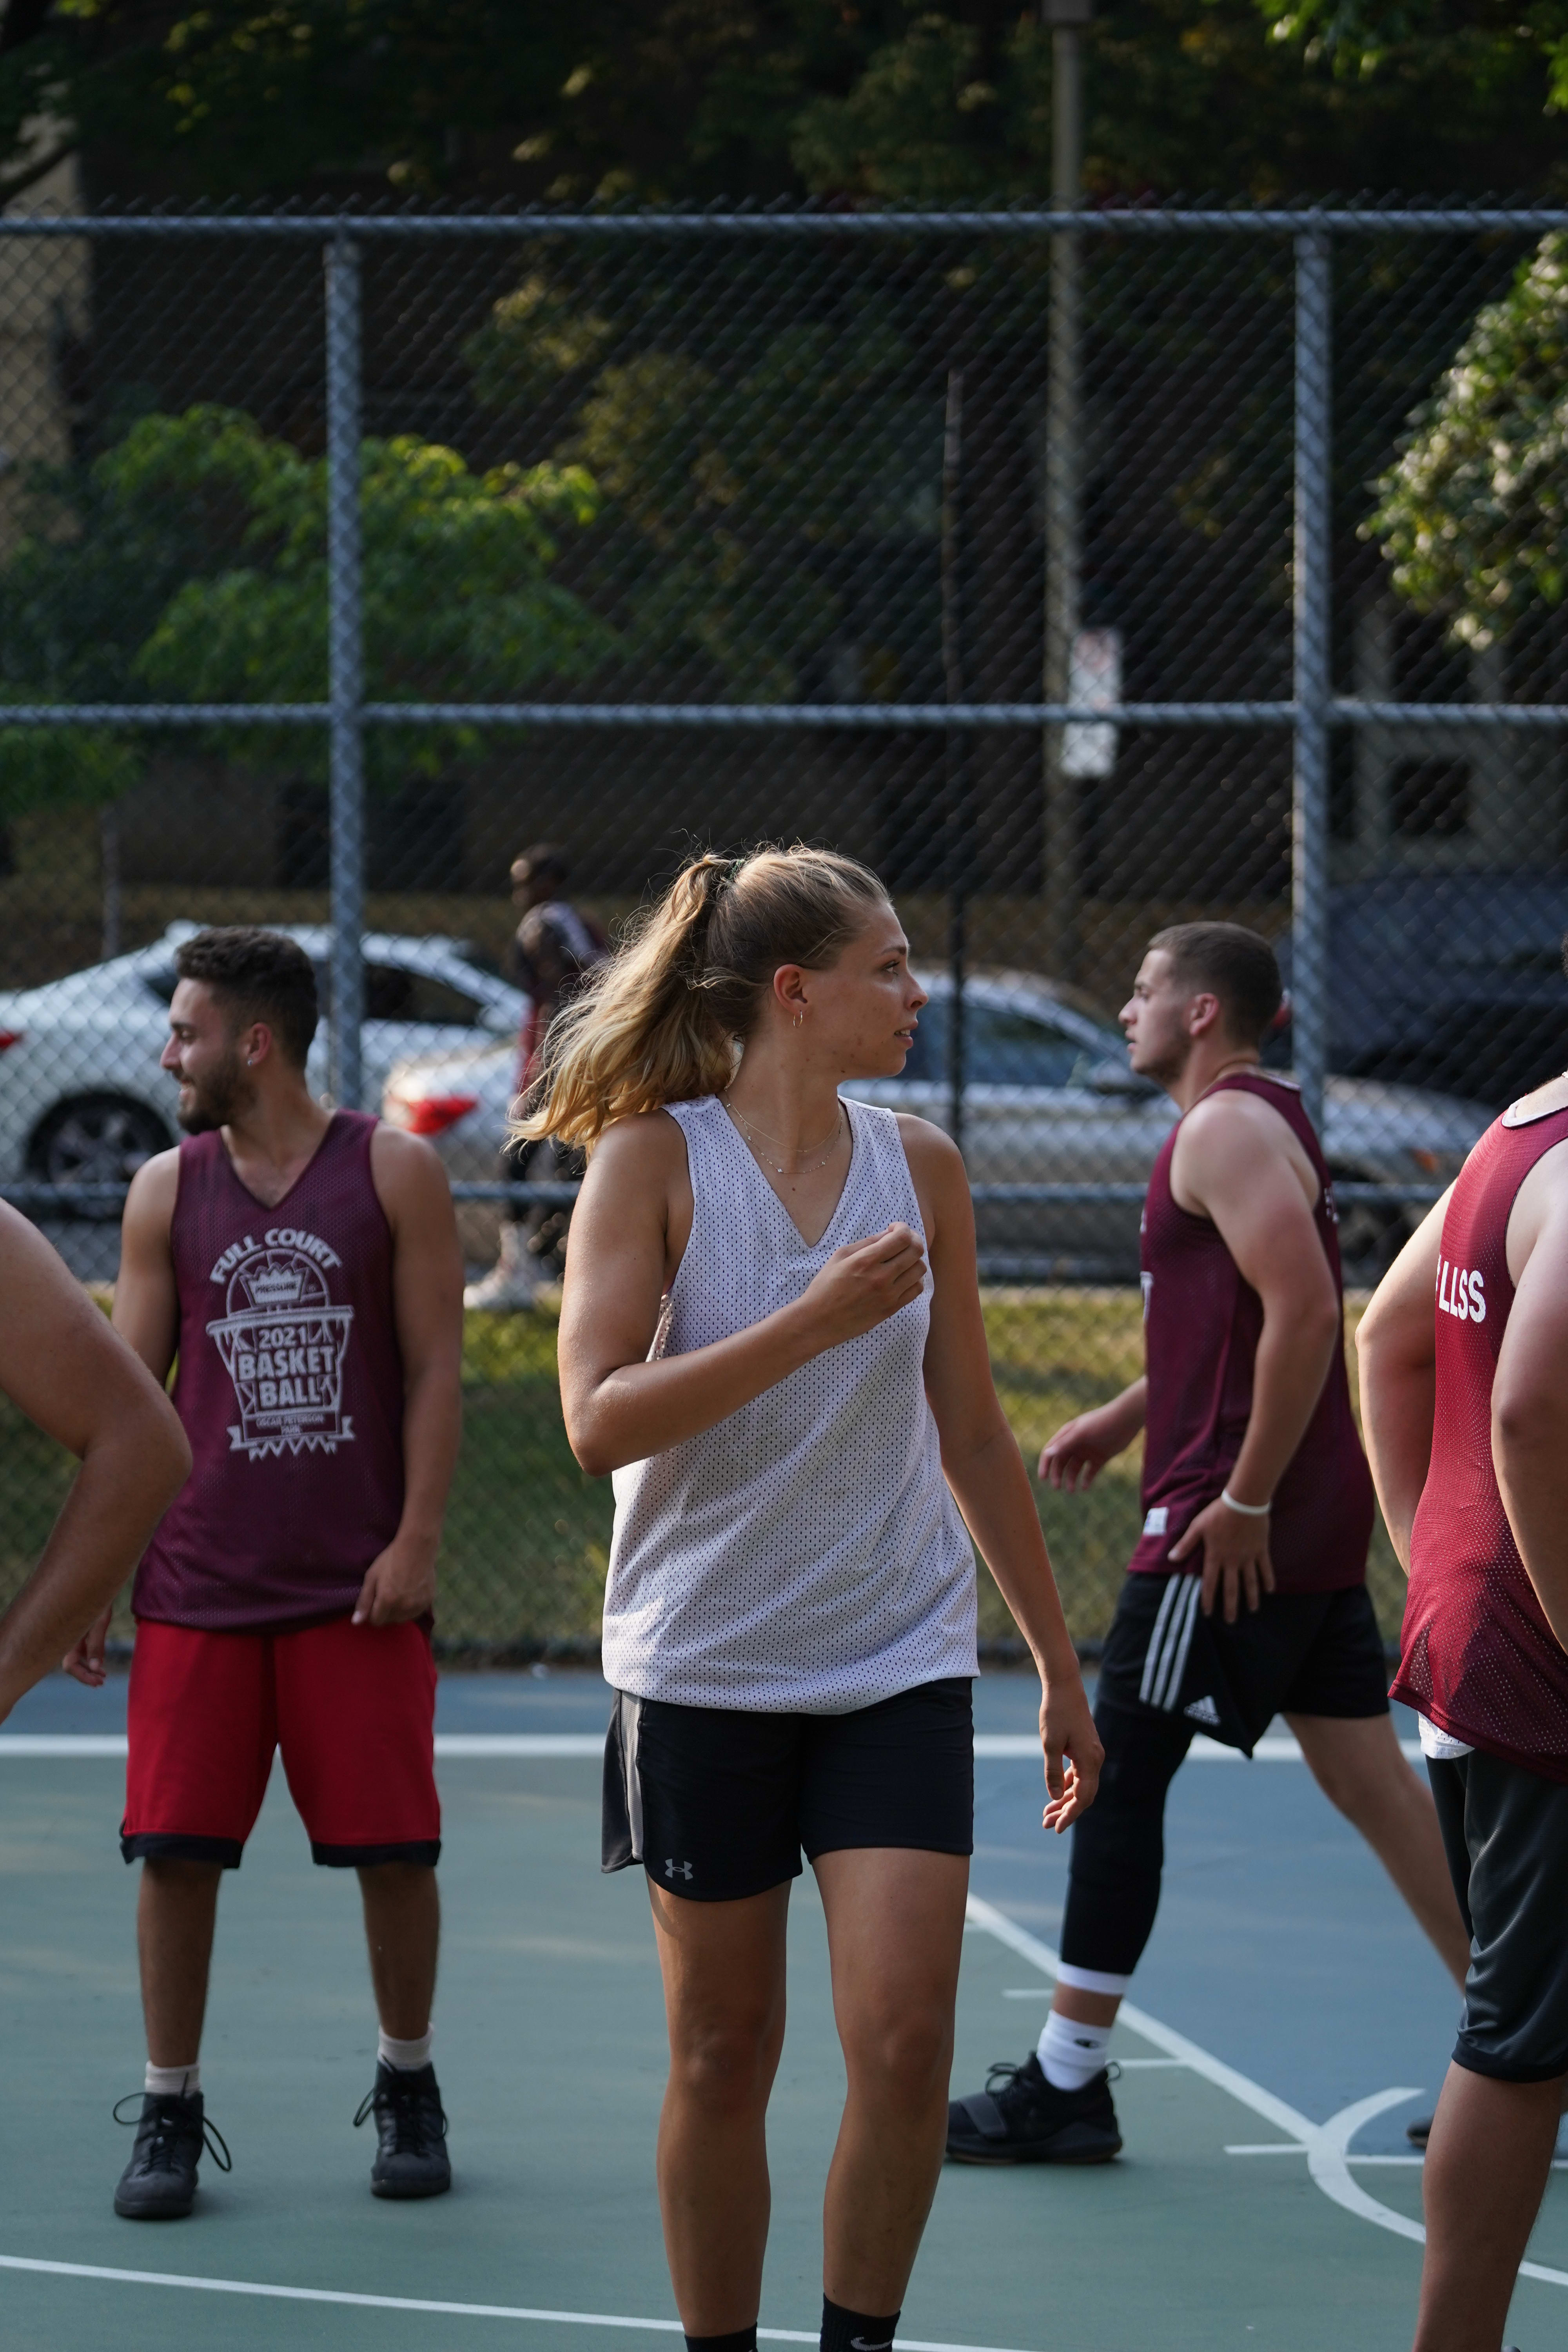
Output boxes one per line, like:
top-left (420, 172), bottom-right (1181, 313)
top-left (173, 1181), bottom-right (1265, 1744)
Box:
top-left (664, 1858), bottom-right (693, 1881)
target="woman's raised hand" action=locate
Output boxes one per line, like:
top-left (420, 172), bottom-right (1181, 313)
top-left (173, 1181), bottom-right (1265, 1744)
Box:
top-left (797, 1224), bottom-right (927, 1347)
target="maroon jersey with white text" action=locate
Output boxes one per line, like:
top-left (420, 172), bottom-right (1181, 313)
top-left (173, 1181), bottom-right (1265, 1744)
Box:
top-left (1391, 1105), bottom-right (1568, 1777)
top-left (133, 1111), bottom-right (405, 1632)
top-left (1128, 1071), bottom-right (1374, 1592)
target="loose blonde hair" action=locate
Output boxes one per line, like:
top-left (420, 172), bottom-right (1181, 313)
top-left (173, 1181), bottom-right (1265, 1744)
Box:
top-left (512, 844), bottom-right (891, 1151)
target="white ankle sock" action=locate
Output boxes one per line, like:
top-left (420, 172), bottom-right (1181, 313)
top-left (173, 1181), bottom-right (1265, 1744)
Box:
top-left (1037, 2011), bottom-right (1112, 2093)
top-left (378, 2027), bottom-right (433, 2073)
top-left (145, 2061), bottom-right (200, 2097)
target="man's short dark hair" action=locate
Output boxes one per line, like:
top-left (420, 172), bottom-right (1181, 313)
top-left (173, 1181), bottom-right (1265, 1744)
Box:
top-left (174, 927), bottom-right (319, 1069)
top-left (1149, 921), bottom-right (1283, 1048)
top-left (512, 842), bottom-right (569, 887)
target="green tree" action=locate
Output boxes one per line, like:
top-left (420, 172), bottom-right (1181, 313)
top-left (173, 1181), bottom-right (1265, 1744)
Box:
top-left (0, 402), bottom-right (608, 805)
top-left (469, 285), bottom-right (936, 698)
top-left (0, 2), bottom-right (1561, 211)
top-left (1367, 233), bottom-right (1568, 649)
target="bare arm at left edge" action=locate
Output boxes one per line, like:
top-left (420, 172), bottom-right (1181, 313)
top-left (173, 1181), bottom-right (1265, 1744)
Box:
top-left (357, 1125), bottom-right (465, 1627)
top-left (900, 1116), bottom-right (1102, 1831)
top-left (0, 1204), bottom-right (190, 1717)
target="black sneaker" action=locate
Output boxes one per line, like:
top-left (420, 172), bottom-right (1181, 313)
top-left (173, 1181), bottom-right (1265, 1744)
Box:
top-left (113, 2091), bottom-right (232, 2218)
top-left (947, 2053), bottom-right (1122, 2165)
top-left (354, 2061), bottom-right (451, 2199)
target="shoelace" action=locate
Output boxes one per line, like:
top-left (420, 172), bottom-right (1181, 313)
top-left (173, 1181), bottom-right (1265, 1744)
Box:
top-left (112, 2093), bottom-right (233, 2174)
top-left (983, 2057), bottom-right (1121, 2097)
top-left (354, 2076), bottom-right (448, 2156)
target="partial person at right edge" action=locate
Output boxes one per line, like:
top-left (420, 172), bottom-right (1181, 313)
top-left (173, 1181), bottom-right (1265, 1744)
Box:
top-left (948, 923), bottom-right (1470, 2168)
top-left (1357, 1019), bottom-right (1568, 2352)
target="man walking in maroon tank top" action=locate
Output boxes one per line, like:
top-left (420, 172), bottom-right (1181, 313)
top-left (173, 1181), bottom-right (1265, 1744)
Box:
top-left (948, 923), bottom-right (1468, 2165)
top-left (1360, 1042), bottom-right (1568, 2352)
top-left (64, 927), bottom-right (464, 2220)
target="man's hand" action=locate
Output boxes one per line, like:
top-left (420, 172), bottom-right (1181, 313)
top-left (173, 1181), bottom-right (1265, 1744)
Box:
top-left (1040, 1401), bottom-right (1133, 1492)
top-left (353, 1535), bottom-right (438, 1627)
top-left (62, 1604), bottom-right (114, 1687)
top-left (1169, 1495), bottom-right (1276, 1622)
top-left (1039, 1675), bottom-right (1103, 1833)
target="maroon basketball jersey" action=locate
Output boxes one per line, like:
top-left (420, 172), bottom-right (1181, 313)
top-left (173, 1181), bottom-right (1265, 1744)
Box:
top-left (1391, 1105), bottom-right (1568, 1777)
top-left (1128, 1071), bottom-right (1375, 1592)
top-left (133, 1111), bottom-right (406, 1633)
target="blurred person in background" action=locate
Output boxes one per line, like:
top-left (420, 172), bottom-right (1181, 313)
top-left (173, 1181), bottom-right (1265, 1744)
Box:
top-left (464, 843), bottom-right (608, 1312)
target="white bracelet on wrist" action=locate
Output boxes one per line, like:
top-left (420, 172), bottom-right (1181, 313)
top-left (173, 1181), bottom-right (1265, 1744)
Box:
top-left (1221, 1487), bottom-right (1271, 1517)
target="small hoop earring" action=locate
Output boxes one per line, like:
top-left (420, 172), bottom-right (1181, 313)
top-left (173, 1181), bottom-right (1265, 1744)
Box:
top-left (792, 1012), bottom-right (803, 1031)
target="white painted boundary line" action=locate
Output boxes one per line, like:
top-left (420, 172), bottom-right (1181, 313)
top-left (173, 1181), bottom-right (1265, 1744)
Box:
top-left (0, 1731), bottom-right (1420, 1761)
top-left (963, 1895), bottom-right (1568, 2292)
top-left (0, 2255), bottom-right (1034, 2350)
top-left (0, 1734), bottom-right (611, 1759)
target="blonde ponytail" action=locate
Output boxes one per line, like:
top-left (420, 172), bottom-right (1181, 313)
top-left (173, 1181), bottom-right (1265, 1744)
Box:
top-left (513, 844), bottom-right (889, 1151)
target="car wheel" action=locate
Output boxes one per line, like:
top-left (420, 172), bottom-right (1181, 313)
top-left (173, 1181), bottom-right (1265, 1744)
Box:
top-left (29, 1094), bottom-right (172, 1198)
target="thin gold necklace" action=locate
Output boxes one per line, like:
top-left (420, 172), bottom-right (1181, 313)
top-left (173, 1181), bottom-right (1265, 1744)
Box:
top-left (724, 1096), bottom-right (845, 1177)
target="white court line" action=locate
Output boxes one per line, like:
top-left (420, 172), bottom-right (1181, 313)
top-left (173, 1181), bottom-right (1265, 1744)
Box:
top-left (0, 1733), bottom-right (611, 1759)
top-left (0, 1731), bottom-right (1421, 1761)
top-left (962, 1893), bottom-right (1568, 2292)
top-left (0, 2256), bottom-right (1033, 2350)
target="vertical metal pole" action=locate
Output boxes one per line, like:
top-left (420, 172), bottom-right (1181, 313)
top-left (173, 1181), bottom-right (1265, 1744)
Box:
top-left (1043, 7), bottom-right (1085, 978)
top-left (1292, 231), bottom-right (1332, 1137)
top-left (941, 365), bottom-right (967, 1161)
top-left (100, 802), bottom-right (122, 960)
top-left (326, 233), bottom-right (365, 1110)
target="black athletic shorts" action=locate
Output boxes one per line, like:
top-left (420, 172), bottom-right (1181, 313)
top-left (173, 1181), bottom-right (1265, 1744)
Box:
top-left (601, 1678), bottom-right (974, 1903)
top-left (1430, 1749), bottom-right (1568, 2084)
top-left (1098, 1572), bottom-right (1389, 1754)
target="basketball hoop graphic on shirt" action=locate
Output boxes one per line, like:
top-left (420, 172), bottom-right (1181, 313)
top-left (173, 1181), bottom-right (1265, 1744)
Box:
top-left (207, 1241), bottom-right (356, 1459)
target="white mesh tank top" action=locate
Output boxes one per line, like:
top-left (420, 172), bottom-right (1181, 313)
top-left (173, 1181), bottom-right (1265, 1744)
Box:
top-left (602, 1094), bottom-right (978, 1712)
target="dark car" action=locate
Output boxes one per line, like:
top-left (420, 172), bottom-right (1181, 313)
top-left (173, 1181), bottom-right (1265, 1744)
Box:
top-left (1278, 875), bottom-right (1568, 1110)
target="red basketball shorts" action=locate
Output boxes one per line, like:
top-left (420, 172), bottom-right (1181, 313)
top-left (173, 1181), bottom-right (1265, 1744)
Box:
top-left (122, 1615), bottom-right (440, 1869)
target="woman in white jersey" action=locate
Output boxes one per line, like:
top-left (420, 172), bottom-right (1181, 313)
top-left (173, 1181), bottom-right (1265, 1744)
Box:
top-left (524, 846), bottom-right (1100, 2352)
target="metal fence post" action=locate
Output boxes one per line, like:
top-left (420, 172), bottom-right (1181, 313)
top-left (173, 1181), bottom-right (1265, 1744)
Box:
top-left (1292, 230), bottom-right (1332, 1137)
top-left (1042, 0), bottom-right (1090, 980)
top-left (941, 364), bottom-right (968, 1161)
top-left (325, 233), bottom-right (365, 1111)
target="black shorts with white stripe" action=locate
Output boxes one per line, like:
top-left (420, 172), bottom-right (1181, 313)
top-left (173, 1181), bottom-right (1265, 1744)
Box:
top-left (1097, 1571), bottom-right (1390, 1755)
top-left (601, 1679), bottom-right (974, 1903)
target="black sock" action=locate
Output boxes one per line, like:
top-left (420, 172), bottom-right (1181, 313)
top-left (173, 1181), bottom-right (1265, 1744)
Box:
top-left (684, 2331), bottom-right (756, 2352)
top-left (820, 2296), bottom-right (900, 2352)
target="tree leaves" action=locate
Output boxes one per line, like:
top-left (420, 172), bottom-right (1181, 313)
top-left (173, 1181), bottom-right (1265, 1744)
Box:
top-left (1367, 234), bottom-right (1568, 648)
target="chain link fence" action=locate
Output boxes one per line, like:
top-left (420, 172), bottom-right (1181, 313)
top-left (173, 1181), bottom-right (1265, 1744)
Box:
top-left (0, 201), bottom-right (1562, 1657)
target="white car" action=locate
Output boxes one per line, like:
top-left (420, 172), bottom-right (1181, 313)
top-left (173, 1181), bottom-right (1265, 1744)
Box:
top-left (383, 967), bottom-right (1490, 1276)
top-left (0, 923), bottom-right (527, 1194)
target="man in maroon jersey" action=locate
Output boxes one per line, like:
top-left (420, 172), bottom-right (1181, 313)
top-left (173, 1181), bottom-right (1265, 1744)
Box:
top-left (1359, 1039), bottom-right (1568, 2352)
top-left (948, 923), bottom-right (1468, 2165)
top-left (64, 926), bottom-right (463, 2220)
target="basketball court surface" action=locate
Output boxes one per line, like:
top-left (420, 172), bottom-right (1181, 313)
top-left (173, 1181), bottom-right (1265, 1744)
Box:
top-left (2, 1668), bottom-right (1563, 2352)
